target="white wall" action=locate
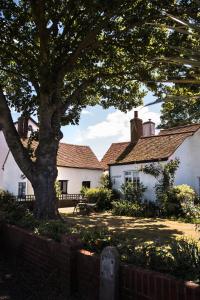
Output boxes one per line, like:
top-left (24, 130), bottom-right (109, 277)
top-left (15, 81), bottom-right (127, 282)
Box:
top-left (110, 163), bottom-right (159, 201)
top-left (0, 119), bottom-right (38, 189)
top-left (171, 128), bottom-right (200, 195)
top-left (110, 128), bottom-right (200, 200)
top-left (0, 131), bottom-right (9, 189)
top-left (57, 167), bottom-right (102, 194)
top-left (2, 152), bottom-right (27, 195)
top-left (2, 152), bottom-right (102, 195)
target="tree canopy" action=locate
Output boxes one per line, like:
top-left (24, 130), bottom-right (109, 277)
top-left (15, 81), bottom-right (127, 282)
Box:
top-left (0, 0), bottom-right (199, 218)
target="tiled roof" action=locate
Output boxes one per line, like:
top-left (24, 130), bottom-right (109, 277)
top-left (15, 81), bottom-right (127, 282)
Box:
top-left (159, 124), bottom-right (200, 135)
top-left (102, 124), bottom-right (200, 167)
top-left (115, 132), bottom-right (193, 164)
top-left (22, 140), bottom-right (103, 170)
top-left (101, 142), bottom-right (129, 170)
top-left (57, 143), bottom-right (103, 169)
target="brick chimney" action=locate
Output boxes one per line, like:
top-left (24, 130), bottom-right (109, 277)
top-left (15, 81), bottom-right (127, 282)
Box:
top-left (130, 111), bottom-right (143, 143)
top-left (18, 116), bottom-right (29, 139)
top-left (143, 119), bottom-right (155, 137)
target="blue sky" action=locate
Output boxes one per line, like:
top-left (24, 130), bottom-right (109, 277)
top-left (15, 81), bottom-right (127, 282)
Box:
top-left (61, 92), bottom-right (161, 159)
top-left (12, 92), bottom-right (161, 160)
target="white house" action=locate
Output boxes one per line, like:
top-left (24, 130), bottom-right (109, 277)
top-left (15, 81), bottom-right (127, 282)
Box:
top-left (0, 118), bottom-right (103, 196)
top-left (101, 112), bottom-right (200, 201)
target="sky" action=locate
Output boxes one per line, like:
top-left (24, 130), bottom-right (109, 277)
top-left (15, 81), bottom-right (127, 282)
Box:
top-left (12, 92), bottom-right (162, 160)
top-left (61, 92), bottom-right (162, 160)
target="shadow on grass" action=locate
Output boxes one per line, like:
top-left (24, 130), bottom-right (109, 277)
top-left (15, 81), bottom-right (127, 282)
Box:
top-left (61, 212), bottom-right (187, 247)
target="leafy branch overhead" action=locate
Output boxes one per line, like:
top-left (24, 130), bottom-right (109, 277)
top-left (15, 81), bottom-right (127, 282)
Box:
top-left (1, 1), bottom-right (196, 122)
top-left (145, 2), bottom-right (200, 127)
top-left (0, 0), bottom-right (198, 219)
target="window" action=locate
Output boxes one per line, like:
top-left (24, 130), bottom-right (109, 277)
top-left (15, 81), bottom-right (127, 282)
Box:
top-left (124, 170), bottom-right (140, 187)
top-left (111, 175), bottom-right (121, 188)
top-left (18, 182), bottom-right (26, 198)
top-left (59, 180), bottom-right (68, 194)
top-left (82, 181), bottom-right (91, 188)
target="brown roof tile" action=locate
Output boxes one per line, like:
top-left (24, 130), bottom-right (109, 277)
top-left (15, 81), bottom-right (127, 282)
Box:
top-left (159, 123), bottom-right (200, 135)
top-left (57, 143), bottom-right (103, 169)
top-left (116, 132), bottom-right (193, 164)
top-left (22, 140), bottom-right (103, 170)
top-left (101, 142), bottom-right (129, 170)
top-left (103, 123), bottom-right (200, 166)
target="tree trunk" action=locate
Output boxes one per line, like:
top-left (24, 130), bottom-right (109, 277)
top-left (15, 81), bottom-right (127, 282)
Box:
top-left (32, 164), bottom-right (59, 219)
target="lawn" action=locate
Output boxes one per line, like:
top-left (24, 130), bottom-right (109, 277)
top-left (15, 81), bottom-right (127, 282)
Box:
top-left (59, 207), bottom-right (200, 247)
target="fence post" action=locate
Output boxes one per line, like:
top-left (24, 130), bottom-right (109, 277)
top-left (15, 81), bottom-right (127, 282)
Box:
top-left (99, 246), bottom-right (119, 300)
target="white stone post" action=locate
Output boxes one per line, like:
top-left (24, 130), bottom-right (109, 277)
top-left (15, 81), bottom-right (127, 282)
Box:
top-left (99, 246), bottom-right (119, 300)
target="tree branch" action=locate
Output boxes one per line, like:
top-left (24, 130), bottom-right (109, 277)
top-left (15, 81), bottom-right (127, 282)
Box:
top-left (30, 0), bottom-right (49, 63)
top-left (0, 85), bottom-right (34, 180)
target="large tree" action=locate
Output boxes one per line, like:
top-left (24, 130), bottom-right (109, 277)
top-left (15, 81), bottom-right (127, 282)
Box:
top-left (145, 0), bottom-right (200, 127)
top-left (0, 0), bottom-right (197, 219)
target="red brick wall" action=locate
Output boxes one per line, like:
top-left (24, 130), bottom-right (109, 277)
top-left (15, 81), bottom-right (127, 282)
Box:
top-left (119, 264), bottom-right (200, 300)
top-left (0, 224), bottom-right (81, 297)
top-left (1, 224), bottom-right (200, 300)
top-left (76, 249), bottom-right (100, 300)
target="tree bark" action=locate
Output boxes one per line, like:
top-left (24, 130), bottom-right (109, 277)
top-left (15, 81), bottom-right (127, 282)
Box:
top-left (32, 163), bottom-right (59, 219)
top-left (32, 92), bottom-right (62, 219)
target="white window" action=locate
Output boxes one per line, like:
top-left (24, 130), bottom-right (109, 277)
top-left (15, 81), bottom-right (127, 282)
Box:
top-left (124, 170), bottom-right (140, 186)
top-left (111, 175), bottom-right (121, 187)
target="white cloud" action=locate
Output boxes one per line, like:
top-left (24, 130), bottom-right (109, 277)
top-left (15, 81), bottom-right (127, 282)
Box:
top-left (79, 106), bottom-right (160, 142)
top-left (81, 110), bottom-right (92, 115)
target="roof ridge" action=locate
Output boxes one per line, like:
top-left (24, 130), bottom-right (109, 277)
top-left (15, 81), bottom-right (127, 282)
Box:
top-left (111, 141), bottom-right (129, 145)
top-left (59, 142), bottom-right (90, 148)
top-left (160, 123), bottom-right (200, 132)
top-left (141, 131), bottom-right (195, 139)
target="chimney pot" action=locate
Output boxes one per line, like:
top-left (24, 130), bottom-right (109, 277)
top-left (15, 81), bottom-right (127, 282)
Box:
top-left (143, 119), bottom-right (155, 137)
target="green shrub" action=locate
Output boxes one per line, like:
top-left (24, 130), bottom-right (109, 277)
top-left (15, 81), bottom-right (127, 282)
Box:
top-left (0, 193), bottom-right (27, 224)
top-left (0, 189), bottom-right (14, 201)
top-left (16, 210), bottom-right (39, 229)
top-left (170, 185), bottom-right (200, 220)
top-left (112, 200), bottom-right (142, 217)
top-left (141, 200), bottom-right (159, 218)
top-left (121, 181), bottom-right (146, 203)
top-left (169, 239), bottom-right (200, 282)
top-left (78, 226), bottom-right (111, 253)
top-left (120, 239), bottom-right (200, 282)
top-left (100, 174), bottom-right (111, 189)
top-left (36, 220), bottom-right (69, 242)
top-left (81, 187), bottom-right (112, 211)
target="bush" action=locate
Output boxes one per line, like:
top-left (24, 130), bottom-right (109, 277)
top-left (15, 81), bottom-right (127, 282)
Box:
top-left (170, 185), bottom-right (200, 220)
top-left (121, 181), bottom-right (146, 203)
top-left (36, 220), bottom-right (70, 242)
top-left (81, 187), bottom-right (112, 211)
top-left (78, 226), bottom-right (111, 253)
top-left (76, 225), bottom-right (200, 283)
top-left (141, 200), bottom-right (159, 218)
top-left (100, 174), bottom-right (111, 189)
top-left (0, 192), bottom-right (27, 224)
top-left (120, 239), bottom-right (200, 283)
top-left (112, 200), bottom-right (142, 217)
top-left (170, 239), bottom-right (200, 282)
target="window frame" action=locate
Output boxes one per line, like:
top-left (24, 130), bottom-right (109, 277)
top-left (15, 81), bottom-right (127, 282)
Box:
top-left (59, 180), bottom-right (68, 194)
top-left (18, 182), bottom-right (26, 198)
top-left (82, 181), bottom-right (91, 189)
top-left (124, 170), bottom-right (140, 187)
